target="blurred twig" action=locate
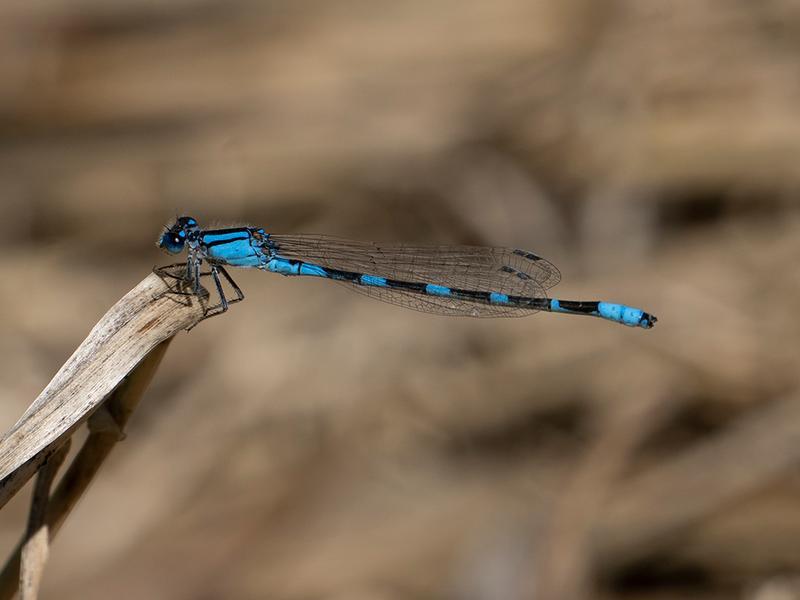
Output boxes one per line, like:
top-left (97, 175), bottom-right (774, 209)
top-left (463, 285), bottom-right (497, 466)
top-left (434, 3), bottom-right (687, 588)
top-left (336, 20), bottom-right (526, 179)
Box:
top-left (596, 392), bottom-right (800, 570)
top-left (537, 391), bottom-right (666, 600)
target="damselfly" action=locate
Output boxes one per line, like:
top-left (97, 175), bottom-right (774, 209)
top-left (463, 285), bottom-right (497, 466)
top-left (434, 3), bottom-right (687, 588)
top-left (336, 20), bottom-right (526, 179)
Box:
top-left (157, 216), bottom-right (657, 329)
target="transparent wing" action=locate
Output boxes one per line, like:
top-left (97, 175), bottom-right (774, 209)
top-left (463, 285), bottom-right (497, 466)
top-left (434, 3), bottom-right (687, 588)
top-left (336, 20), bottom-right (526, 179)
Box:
top-left (267, 234), bottom-right (561, 318)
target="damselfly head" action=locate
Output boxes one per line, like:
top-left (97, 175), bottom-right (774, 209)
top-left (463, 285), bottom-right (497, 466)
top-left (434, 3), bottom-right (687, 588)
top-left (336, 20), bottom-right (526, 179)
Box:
top-left (157, 215), bottom-right (199, 254)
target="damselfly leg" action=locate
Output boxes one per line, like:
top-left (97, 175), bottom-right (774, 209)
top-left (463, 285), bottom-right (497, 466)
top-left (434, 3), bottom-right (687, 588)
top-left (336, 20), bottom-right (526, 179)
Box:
top-left (203, 265), bottom-right (245, 318)
top-left (154, 259), bottom-right (244, 322)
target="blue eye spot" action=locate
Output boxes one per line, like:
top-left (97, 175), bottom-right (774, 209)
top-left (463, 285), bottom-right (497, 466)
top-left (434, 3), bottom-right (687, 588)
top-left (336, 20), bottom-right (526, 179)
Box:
top-left (177, 216), bottom-right (198, 228)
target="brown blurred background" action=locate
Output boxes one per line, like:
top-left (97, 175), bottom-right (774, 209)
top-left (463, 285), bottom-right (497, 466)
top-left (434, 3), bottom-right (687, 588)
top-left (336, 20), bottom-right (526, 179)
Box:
top-left (1, 0), bottom-right (800, 598)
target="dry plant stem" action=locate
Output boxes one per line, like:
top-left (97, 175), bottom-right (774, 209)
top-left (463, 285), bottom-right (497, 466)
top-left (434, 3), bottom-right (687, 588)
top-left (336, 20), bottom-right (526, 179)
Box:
top-left (19, 441), bottom-right (70, 600)
top-left (0, 269), bottom-right (203, 600)
top-left (48, 338), bottom-right (172, 536)
top-left (0, 337), bottom-right (174, 600)
top-left (0, 270), bottom-right (205, 501)
top-left (0, 444), bottom-right (68, 513)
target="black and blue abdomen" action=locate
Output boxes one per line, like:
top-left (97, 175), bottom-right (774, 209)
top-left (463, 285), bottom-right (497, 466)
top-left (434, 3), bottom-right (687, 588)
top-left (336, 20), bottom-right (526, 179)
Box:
top-left (201, 229), bottom-right (656, 328)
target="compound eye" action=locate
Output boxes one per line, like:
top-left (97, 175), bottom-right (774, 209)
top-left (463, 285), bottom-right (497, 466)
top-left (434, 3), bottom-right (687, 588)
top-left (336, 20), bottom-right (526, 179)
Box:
top-left (159, 232), bottom-right (186, 254)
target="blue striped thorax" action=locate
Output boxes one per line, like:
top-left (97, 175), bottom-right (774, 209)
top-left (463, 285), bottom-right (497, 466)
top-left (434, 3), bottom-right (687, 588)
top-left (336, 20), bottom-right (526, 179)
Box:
top-left (199, 228), bottom-right (271, 267)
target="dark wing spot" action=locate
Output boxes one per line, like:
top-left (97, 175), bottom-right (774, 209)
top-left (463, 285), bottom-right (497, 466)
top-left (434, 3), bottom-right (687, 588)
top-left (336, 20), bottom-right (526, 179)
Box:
top-left (513, 249), bottom-right (543, 261)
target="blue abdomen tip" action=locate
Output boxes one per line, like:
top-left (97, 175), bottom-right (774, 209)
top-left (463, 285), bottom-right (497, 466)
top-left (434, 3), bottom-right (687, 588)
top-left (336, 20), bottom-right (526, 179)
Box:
top-left (598, 302), bottom-right (656, 328)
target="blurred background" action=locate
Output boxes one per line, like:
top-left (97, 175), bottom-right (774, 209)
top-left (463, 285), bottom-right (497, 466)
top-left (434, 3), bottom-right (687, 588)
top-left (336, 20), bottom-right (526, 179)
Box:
top-left (1, 0), bottom-right (799, 598)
